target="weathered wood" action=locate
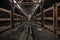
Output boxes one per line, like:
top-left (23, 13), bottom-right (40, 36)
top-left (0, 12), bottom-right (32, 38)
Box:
top-left (44, 17), bottom-right (53, 20)
top-left (0, 18), bottom-right (20, 21)
top-left (44, 24), bottom-right (60, 35)
top-left (36, 13), bottom-right (41, 16)
top-left (56, 2), bottom-right (60, 7)
top-left (37, 22), bottom-right (41, 24)
top-left (0, 22), bottom-right (20, 32)
top-left (36, 18), bottom-right (41, 20)
top-left (44, 6), bottom-right (54, 12)
top-left (0, 8), bottom-right (20, 17)
top-left (55, 2), bottom-right (60, 36)
top-left (44, 24), bottom-right (54, 32)
top-left (40, 0), bottom-right (44, 28)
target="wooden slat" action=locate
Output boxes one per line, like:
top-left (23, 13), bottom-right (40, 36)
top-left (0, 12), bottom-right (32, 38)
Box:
top-left (44, 17), bottom-right (54, 20)
top-left (44, 25), bottom-right (60, 35)
top-left (44, 24), bottom-right (54, 32)
top-left (0, 22), bottom-right (20, 32)
top-left (0, 18), bottom-right (20, 21)
top-left (36, 18), bottom-right (41, 20)
top-left (44, 6), bottom-right (54, 12)
top-left (0, 8), bottom-right (20, 17)
top-left (57, 17), bottom-right (60, 20)
top-left (57, 31), bottom-right (60, 35)
top-left (14, 22), bottom-right (20, 25)
top-left (36, 13), bottom-right (41, 16)
top-left (37, 22), bottom-right (41, 24)
top-left (56, 2), bottom-right (60, 7)
top-left (56, 2), bottom-right (60, 35)
top-left (0, 26), bottom-right (11, 32)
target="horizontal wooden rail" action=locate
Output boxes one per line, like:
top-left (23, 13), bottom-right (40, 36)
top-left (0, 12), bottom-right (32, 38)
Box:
top-left (36, 18), bottom-right (41, 20)
top-left (44, 17), bottom-right (54, 20)
top-left (44, 24), bottom-right (54, 32)
top-left (44, 17), bottom-right (60, 21)
top-left (57, 31), bottom-right (60, 35)
top-left (0, 22), bottom-right (20, 32)
top-left (44, 24), bottom-right (60, 35)
top-left (0, 18), bottom-right (20, 21)
top-left (57, 17), bottom-right (60, 20)
top-left (0, 26), bottom-right (11, 32)
top-left (56, 2), bottom-right (60, 7)
top-left (0, 8), bottom-right (20, 17)
top-left (37, 22), bottom-right (41, 24)
top-left (35, 13), bottom-right (41, 16)
top-left (33, 2), bottom-right (60, 36)
top-left (44, 6), bottom-right (54, 12)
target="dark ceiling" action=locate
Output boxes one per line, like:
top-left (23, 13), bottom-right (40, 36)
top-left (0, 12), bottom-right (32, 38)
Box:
top-left (0, 0), bottom-right (60, 16)
top-left (33, 0), bottom-right (60, 16)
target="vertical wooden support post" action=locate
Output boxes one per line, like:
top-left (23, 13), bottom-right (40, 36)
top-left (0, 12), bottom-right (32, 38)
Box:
top-left (36, 16), bottom-right (37, 23)
top-left (34, 16), bottom-right (35, 23)
top-left (35, 16), bottom-right (38, 23)
top-left (55, 3), bottom-right (58, 37)
top-left (10, 0), bottom-right (15, 29)
top-left (10, 10), bottom-right (11, 27)
top-left (22, 16), bottom-right (23, 23)
top-left (53, 3), bottom-right (57, 40)
top-left (19, 16), bottom-right (20, 24)
top-left (34, 18), bottom-right (35, 21)
top-left (19, 16), bottom-right (21, 24)
top-left (38, 16), bottom-right (39, 24)
top-left (43, 10), bottom-right (45, 25)
top-left (17, 16), bottom-right (18, 24)
top-left (40, 0), bottom-right (44, 27)
top-left (34, 17), bottom-right (36, 23)
top-left (21, 16), bottom-right (22, 24)
top-left (11, 5), bottom-right (15, 29)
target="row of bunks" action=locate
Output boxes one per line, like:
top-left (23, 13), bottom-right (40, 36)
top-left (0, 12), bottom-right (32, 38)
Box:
top-left (32, 2), bottom-right (60, 38)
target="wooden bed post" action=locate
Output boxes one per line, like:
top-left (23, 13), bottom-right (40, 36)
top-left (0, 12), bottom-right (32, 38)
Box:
top-left (40, 0), bottom-right (44, 28)
top-left (9, 0), bottom-right (15, 29)
top-left (53, 3), bottom-right (57, 40)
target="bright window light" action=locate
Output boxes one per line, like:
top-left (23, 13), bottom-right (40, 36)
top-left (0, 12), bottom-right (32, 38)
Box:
top-left (13, 0), bottom-right (17, 3)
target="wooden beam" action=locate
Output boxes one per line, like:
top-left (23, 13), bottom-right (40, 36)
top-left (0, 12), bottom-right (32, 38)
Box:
top-left (36, 18), bottom-right (41, 20)
top-left (44, 17), bottom-right (54, 20)
top-left (57, 17), bottom-right (60, 20)
top-left (0, 8), bottom-right (20, 17)
top-left (36, 13), bottom-right (41, 16)
top-left (0, 25), bottom-right (11, 32)
top-left (57, 31), bottom-right (60, 35)
top-left (0, 22), bottom-right (20, 32)
top-left (56, 2), bottom-right (60, 7)
top-left (44, 6), bottom-right (54, 12)
top-left (44, 24), bottom-right (54, 32)
top-left (44, 25), bottom-right (60, 35)
top-left (0, 18), bottom-right (20, 21)
top-left (37, 22), bottom-right (41, 24)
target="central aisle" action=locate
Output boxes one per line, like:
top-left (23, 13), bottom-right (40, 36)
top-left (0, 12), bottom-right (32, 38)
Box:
top-left (0, 22), bottom-right (53, 40)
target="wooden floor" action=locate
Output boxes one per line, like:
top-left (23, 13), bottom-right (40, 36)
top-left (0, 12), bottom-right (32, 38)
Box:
top-left (0, 22), bottom-right (54, 40)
